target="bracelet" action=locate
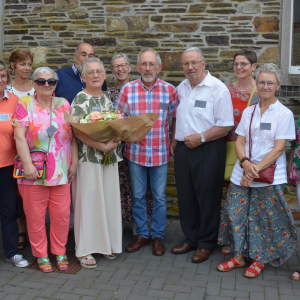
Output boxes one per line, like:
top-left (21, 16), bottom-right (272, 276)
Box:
top-left (239, 156), bottom-right (249, 168)
top-left (104, 143), bottom-right (106, 155)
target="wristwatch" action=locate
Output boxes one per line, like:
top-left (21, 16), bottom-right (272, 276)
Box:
top-left (200, 133), bottom-right (206, 143)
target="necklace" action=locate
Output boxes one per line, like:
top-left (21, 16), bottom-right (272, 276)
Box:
top-left (237, 81), bottom-right (254, 93)
top-left (86, 88), bottom-right (103, 98)
top-left (13, 79), bottom-right (29, 91)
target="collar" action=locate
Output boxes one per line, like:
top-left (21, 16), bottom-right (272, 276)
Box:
top-left (2, 90), bottom-right (9, 100)
top-left (184, 71), bottom-right (212, 89)
top-left (72, 64), bottom-right (84, 83)
top-left (140, 77), bottom-right (158, 92)
top-left (257, 99), bottom-right (279, 112)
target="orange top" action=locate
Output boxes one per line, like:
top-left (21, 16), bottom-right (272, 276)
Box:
top-left (0, 91), bottom-right (19, 167)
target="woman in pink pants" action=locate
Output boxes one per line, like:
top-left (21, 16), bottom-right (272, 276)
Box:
top-left (13, 66), bottom-right (78, 272)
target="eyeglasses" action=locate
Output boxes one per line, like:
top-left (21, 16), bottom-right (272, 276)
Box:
top-left (139, 62), bottom-right (157, 68)
top-left (0, 75), bottom-right (7, 81)
top-left (112, 63), bottom-right (129, 70)
top-left (233, 62), bottom-right (251, 68)
top-left (34, 78), bottom-right (57, 86)
top-left (257, 81), bottom-right (278, 88)
top-left (85, 70), bottom-right (103, 77)
top-left (182, 60), bottom-right (204, 68)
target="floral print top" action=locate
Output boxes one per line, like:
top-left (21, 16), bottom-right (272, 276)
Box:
top-left (70, 91), bottom-right (122, 165)
top-left (226, 84), bottom-right (259, 142)
top-left (289, 116), bottom-right (300, 183)
top-left (12, 96), bottom-right (72, 186)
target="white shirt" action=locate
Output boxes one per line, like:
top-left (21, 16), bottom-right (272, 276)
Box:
top-left (6, 84), bottom-right (34, 99)
top-left (175, 71), bottom-right (234, 141)
top-left (230, 100), bottom-right (296, 187)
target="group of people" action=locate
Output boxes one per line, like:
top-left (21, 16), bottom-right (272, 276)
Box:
top-left (0, 43), bottom-right (299, 280)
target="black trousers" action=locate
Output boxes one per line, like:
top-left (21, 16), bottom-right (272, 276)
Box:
top-left (174, 137), bottom-right (226, 250)
top-left (0, 165), bottom-right (19, 258)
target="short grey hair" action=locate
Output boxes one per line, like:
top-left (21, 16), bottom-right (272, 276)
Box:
top-left (32, 67), bottom-right (58, 81)
top-left (181, 47), bottom-right (205, 61)
top-left (74, 44), bottom-right (80, 58)
top-left (81, 57), bottom-right (105, 74)
top-left (111, 53), bottom-right (130, 67)
top-left (137, 48), bottom-right (162, 66)
top-left (255, 63), bottom-right (281, 84)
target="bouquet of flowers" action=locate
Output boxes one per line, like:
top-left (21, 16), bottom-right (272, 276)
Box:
top-left (80, 110), bottom-right (124, 123)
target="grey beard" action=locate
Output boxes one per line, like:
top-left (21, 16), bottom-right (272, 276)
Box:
top-left (75, 63), bottom-right (83, 74)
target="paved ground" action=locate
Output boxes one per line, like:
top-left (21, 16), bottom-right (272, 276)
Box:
top-left (0, 220), bottom-right (299, 300)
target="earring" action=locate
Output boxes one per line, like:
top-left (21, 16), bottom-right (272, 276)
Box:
top-left (12, 70), bottom-right (15, 75)
top-left (34, 92), bottom-right (37, 98)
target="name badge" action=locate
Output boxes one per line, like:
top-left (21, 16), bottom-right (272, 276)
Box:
top-left (194, 100), bottom-right (207, 108)
top-left (250, 95), bottom-right (260, 105)
top-left (46, 125), bottom-right (58, 137)
top-left (91, 105), bottom-right (101, 112)
top-left (260, 123), bottom-right (271, 130)
top-left (0, 114), bottom-right (10, 121)
top-left (159, 102), bottom-right (169, 110)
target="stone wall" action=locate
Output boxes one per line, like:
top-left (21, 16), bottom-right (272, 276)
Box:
top-left (2, 0), bottom-right (281, 87)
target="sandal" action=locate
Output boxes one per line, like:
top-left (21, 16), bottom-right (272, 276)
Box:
top-left (103, 254), bottom-right (117, 260)
top-left (57, 254), bottom-right (69, 271)
top-left (217, 257), bottom-right (246, 272)
top-left (244, 260), bottom-right (264, 278)
top-left (221, 246), bottom-right (232, 255)
top-left (77, 256), bottom-right (97, 269)
top-left (38, 257), bottom-right (53, 273)
top-left (18, 233), bottom-right (27, 251)
top-left (292, 270), bottom-right (300, 281)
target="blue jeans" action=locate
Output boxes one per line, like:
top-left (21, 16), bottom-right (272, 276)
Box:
top-left (127, 161), bottom-right (168, 239)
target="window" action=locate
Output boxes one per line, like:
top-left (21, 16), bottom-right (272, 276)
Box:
top-left (289, 0), bottom-right (300, 74)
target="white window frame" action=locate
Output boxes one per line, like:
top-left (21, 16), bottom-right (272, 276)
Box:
top-left (289, 0), bottom-right (300, 74)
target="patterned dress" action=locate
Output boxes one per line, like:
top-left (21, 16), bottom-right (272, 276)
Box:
top-left (107, 85), bottom-right (153, 222)
top-left (289, 116), bottom-right (300, 183)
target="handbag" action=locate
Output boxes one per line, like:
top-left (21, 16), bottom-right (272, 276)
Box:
top-left (224, 86), bottom-right (257, 181)
top-left (13, 100), bottom-right (53, 180)
top-left (248, 104), bottom-right (276, 184)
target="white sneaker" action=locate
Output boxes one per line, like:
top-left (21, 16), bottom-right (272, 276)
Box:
top-left (6, 254), bottom-right (29, 268)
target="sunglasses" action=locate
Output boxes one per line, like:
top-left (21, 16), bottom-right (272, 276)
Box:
top-left (34, 78), bottom-right (57, 86)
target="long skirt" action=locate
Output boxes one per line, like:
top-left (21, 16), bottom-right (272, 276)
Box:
top-left (218, 182), bottom-right (297, 267)
top-left (72, 162), bottom-right (122, 257)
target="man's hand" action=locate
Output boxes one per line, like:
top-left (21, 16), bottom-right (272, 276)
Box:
top-left (184, 134), bottom-right (201, 149)
top-left (170, 138), bottom-right (177, 156)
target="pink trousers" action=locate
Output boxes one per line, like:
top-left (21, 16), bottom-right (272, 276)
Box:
top-left (18, 183), bottom-right (70, 258)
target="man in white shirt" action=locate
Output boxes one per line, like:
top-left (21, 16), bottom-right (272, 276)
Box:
top-left (170, 47), bottom-right (234, 263)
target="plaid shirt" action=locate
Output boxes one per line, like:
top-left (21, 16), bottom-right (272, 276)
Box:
top-left (114, 78), bottom-right (177, 167)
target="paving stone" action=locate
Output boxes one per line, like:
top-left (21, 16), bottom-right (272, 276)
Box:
top-left (265, 286), bottom-right (280, 300)
top-left (58, 279), bottom-right (78, 293)
top-left (293, 288), bottom-right (300, 296)
top-left (189, 286), bottom-right (205, 300)
top-left (18, 289), bottom-right (40, 300)
top-left (3, 294), bottom-right (19, 300)
top-left (53, 293), bottom-right (81, 300)
top-left (72, 287), bottom-right (100, 297)
top-left (127, 295), bottom-right (158, 300)
top-left (146, 289), bottom-right (175, 299)
top-left (1, 285), bottom-right (28, 295)
top-left (278, 281), bottom-right (294, 295)
top-left (250, 292), bottom-right (264, 300)
top-left (163, 283), bottom-right (191, 293)
top-left (221, 277), bottom-right (235, 290)
top-left (114, 286), bottom-right (132, 300)
top-left (204, 296), bottom-right (234, 300)
top-left (236, 284), bottom-right (264, 292)
top-left (41, 284), bottom-right (60, 298)
top-left (149, 277), bottom-right (166, 290)
top-left (95, 290), bottom-right (115, 300)
top-left (280, 296), bottom-right (300, 300)
top-left (220, 289), bottom-right (249, 298)
top-left (39, 276), bottom-right (66, 285)
top-left (80, 296), bottom-right (97, 300)
top-left (206, 281), bottom-right (221, 296)
top-left (174, 292), bottom-right (190, 300)
top-left (20, 281), bottom-right (46, 289)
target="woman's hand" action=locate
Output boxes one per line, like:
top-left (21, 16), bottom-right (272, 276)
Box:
top-left (240, 174), bottom-right (253, 187)
top-left (23, 163), bottom-right (39, 180)
top-left (105, 137), bottom-right (119, 153)
top-left (287, 165), bottom-right (296, 187)
top-left (68, 163), bottom-right (78, 182)
top-left (242, 160), bottom-right (259, 180)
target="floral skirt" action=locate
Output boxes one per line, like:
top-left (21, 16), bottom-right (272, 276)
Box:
top-left (218, 182), bottom-right (297, 267)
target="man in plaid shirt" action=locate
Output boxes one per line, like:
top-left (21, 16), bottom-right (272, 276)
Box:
top-left (114, 48), bottom-right (177, 256)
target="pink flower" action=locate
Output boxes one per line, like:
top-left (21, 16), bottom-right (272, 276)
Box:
top-left (90, 112), bottom-right (106, 122)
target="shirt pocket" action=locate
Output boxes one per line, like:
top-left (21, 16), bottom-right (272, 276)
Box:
top-left (193, 100), bottom-right (213, 122)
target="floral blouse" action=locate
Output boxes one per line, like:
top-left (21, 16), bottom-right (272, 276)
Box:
top-left (107, 85), bottom-right (120, 104)
top-left (290, 116), bottom-right (300, 183)
top-left (226, 84), bottom-right (259, 142)
top-left (12, 96), bottom-right (72, 186)
top-left (70, 91), bottom-right (122, 165)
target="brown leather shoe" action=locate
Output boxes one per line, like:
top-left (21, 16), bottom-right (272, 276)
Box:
top-left (125, 235), bottom-right (150, 253)
top-left (152, 237), bottom-right (165, 256)
top-left (171, 243), bottom-right (195, 254)
top-left (192, 248), bottom-right (211, 263)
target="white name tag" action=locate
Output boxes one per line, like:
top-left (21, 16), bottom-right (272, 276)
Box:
top-left (260, 123), bottom-right (271, 130)
top-left (0, 114), bottom-right (10, 121)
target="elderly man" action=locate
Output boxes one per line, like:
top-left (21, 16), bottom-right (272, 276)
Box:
top-left (114, 48), bottom-right (177, 256)
top-left (55, 43), bottom-right (107, 103)
top-left (170, 47), bottom-right (234, 263)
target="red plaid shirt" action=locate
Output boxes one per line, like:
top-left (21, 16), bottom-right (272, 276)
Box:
top-left (114, 78), bottom-right (177, 167)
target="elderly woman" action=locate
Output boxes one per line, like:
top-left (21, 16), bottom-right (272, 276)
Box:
top-left (217, 64), bottom-right (297, 278)
top-left (70, 57), bottom-right (123, 268)
top-left (7, 48), bottom-right (35, 250)
top-left (107, 53), bottom-right (153, 227)
top-left (13, 66), bottom-right (78, 272)
top-left (0, 60), bottom-right (29, 268)
top-left (223, 49), bottom-right (258, 255)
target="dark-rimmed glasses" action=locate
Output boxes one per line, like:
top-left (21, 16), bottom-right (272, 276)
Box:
top-left (34, 78), bottom-right (57, 86)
